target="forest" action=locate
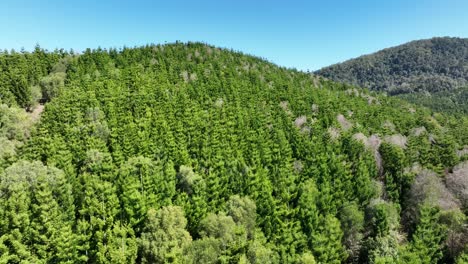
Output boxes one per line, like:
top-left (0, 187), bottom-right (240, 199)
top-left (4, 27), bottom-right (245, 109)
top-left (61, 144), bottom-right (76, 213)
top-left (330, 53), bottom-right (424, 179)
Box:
top-left (316, 37), bottom-right (468, 115)
top-left (0, 42), bottom-right (468, 263)
top-left (396, 86), bottom-right (468, 115)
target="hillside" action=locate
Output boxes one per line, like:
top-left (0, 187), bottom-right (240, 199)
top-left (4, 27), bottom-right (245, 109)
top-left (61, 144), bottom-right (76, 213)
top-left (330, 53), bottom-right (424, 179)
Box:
top-left (397, 86), bottom-right (468, 115)
top-left (316, 37), bottom-right (468, 114)
top-left (1, 43), bottom-right (468, 263)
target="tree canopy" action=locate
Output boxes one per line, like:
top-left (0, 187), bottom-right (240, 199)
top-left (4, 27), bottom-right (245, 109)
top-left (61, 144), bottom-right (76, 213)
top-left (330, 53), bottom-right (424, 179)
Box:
top-left (0, 42), bottom-right (467, 263)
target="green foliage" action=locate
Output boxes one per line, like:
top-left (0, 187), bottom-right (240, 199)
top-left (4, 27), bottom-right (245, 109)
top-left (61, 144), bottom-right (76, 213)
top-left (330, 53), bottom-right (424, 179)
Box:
top-left (366, 200), bottom-right (400, 237)
top-left (39, 72), bottom-right (66, 102)
top-left (367, 235), bottom-right (400, 264)
top-left (397, 86), bottom-right (468, 115)
top-left (297, 179), bottom-right (320, 247)
top-left (316, 37), bottom-right (468, 114)
top-left (0, 160), bottom-right (76, 263)
top-left (227, 195), bottom-right (257, 238)
top-left (404, 206), bottom-right (447, 263)
top-left (440, 209), bottom-right (468, 261)
top-left (184, 237), bottom-right (221, 263)
top-left (0, 42), bottom-right (465, 263)
top-left (105, 223), bottom-right (138, 263)
top-left (118, 156), bottom-right (176, 230)
top-left (138, 206), bottom-right (192, 263)
top-left (0, 103), bottom-right (33, 141)
top-left (457, 252), bottom-right (468, 264)
top-left (298, 252), bottom-right (316, 264)
top-left (0, 47), bottom-right (66, 108)
top-left (364, 200), bottom-right (401, 263)
top-left (379, 143), bottom-right (408, 203)
top-left (340, 202), bottom-right (365, 262)
top-left (311, 214), bottom-right (347, 263)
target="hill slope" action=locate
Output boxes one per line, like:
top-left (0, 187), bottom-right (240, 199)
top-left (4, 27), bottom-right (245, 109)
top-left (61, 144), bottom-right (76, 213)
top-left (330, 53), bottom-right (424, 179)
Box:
top-left (0, 43), bottom-right (467, 263)
top-left (316, 37), bottom-right (468, 114)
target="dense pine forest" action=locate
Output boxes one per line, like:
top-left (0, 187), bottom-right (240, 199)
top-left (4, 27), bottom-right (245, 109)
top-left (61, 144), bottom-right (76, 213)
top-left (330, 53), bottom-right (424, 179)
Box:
top-left (316, 37), bottom-right (468, 115)
top-left (1, 42), bottom-right (468, 263)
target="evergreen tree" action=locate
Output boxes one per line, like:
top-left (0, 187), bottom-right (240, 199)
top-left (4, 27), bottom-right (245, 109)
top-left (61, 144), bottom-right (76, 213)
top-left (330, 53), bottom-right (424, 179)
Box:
top-left (406, 206), bottom-right (446, 263)
top-left (311, 214), bottom-right (347, 264)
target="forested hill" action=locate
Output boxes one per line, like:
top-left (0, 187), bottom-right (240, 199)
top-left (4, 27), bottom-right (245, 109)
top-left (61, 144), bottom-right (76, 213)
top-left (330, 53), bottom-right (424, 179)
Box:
top-left (316, 37), bottom-right (468, 114)
top-left (1, 43), bottom-right (468, 263)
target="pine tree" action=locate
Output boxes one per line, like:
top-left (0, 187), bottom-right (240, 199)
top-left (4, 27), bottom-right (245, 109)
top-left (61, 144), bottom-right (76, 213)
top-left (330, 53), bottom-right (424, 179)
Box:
top-left (118, 156), bottom-right (174, 230)
top-left (311, 214), bottom-right (347, 264)
top-left (103, 222), bottom-right (138, 263)
top-left (379, 143), bottom-right (406, 203)
top-left (297, 179), bottom-right (320, 249)
top-left (76, 150), bottom-right (120, 263)
top-left (407, 206), bottom-right (446, 263)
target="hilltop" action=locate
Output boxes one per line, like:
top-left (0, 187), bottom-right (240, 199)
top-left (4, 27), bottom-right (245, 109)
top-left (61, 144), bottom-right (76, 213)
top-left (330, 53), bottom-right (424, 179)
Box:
top-left (0, 42), bottom-right (467, 263)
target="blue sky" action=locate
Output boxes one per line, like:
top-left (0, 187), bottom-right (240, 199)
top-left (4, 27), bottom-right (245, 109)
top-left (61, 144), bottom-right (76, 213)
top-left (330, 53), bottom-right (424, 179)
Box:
top-left (1, 0), bottom-right (467, 71)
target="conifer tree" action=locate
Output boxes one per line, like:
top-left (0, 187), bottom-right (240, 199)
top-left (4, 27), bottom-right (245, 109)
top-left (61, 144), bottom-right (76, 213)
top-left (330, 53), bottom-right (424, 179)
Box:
top-left (407, 206), bottom-right (446, 263)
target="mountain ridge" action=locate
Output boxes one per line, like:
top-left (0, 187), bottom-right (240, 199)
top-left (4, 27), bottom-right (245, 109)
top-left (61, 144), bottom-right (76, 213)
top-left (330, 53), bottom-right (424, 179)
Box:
top-left (316, 37), bottom-right (468, 114)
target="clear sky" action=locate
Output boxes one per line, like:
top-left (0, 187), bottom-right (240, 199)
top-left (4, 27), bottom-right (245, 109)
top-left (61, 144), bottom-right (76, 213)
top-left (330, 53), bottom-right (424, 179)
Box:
top-left (1, 0), bottom-right (467, 71)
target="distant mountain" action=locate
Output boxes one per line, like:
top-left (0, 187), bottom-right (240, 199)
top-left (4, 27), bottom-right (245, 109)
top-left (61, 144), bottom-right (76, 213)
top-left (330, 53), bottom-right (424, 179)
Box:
top-left (316, 37), bottom-right (468, 114)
